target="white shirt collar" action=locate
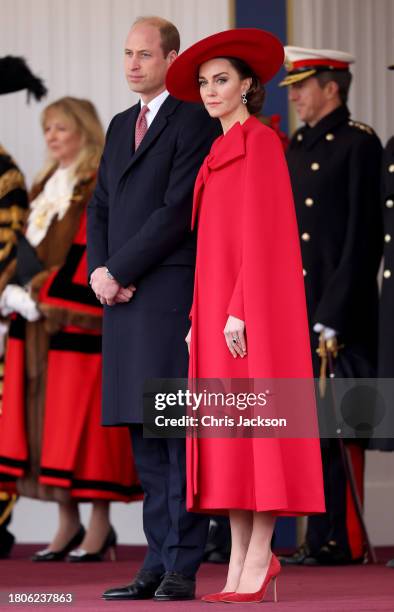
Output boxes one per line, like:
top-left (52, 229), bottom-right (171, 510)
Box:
top-left (140, 89), bottom-right (169, 127)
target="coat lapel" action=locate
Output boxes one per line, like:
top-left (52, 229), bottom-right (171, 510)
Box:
top-left (119, 96), bottom-right (181, 181)
top-left (113, 104), bottom-right (139, 181)
top-left (191, 121), bottom-right (245, 229)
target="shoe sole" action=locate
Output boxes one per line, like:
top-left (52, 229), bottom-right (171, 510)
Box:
top-left (102, 595), bottom-right (154, 600)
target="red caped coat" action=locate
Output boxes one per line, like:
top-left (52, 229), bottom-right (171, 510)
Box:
top-left (188, 116), bottom-right (325, 515)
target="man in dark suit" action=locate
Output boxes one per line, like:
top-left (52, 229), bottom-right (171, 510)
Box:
top-left (87, 16), bottom-right (219, 601)
top-left (279, 47), bottom-right (382, 565)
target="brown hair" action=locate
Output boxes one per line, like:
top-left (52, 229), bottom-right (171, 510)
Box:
top-left (38, 96), bottom-right (104, 184)
top-left (132, 16), bottom-right (180, 56)
top-left (223, 56), bottom-right (265, 115)
top-left (315, 70), bottom-right (352, 104)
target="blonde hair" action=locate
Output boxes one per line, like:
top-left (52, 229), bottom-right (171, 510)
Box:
top-left (36, 96), bottom-right (104, 184)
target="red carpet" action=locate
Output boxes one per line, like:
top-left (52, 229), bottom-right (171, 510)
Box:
top-left (0, 546), bottom-right (393, 611)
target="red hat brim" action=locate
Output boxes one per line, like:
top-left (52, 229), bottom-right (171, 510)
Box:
top-left (166, 28), bottom-right (284, 103)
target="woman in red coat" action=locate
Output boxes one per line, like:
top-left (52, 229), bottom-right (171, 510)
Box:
top-left (166, 30), bottom-right (325, 603)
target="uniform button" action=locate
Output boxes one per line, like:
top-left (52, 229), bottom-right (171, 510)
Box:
top-left (385, 234), bottom-right (391, 243)
top-left (301, 232), bottom-right (311, 241)
top-left (297, 133), bottom-right (303, 141)
top-left (325, 133), bottom-right (335, 141)
top-left (389, 164), bottom-right (394, 173)
top-left (348, 120), bottom-right (354, 126)
top-left (311, 162), bottom-right (320, 171)
top-left (386, 199), bottom-right (394, 208)
top-left (383, 269), bottom-right (391, 279)
top-left (305, 197), bottom-right (314, 207)
top-left (303, 268), bottom-right (307, 276)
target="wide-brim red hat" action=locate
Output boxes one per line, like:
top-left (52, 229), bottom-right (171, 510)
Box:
top-left (166, 28), bottom-right (284, 103)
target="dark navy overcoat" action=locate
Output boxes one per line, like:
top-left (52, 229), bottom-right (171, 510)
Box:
top-left (87, 96), bottom-right (219, 424)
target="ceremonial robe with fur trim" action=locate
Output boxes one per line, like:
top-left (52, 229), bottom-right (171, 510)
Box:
top-left (0, 173), bottom-right (140, 501)
top-left (0, 145), bottom-right (28, 527)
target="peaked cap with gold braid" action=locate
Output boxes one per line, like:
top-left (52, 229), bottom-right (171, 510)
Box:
top-left (279, 46), bottom-right (355, 87)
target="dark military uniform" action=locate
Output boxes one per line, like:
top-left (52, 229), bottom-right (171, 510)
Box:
top-left (286, 104), bottom-right (383, 563)
top-left (379, 137), bottom-right (394, 375)
top-left (378, 137), bottom-right (394, 565)
top-left (374, 137), bottom-right (394, 451)
top-left (0, 145), bottom-right (28, 557)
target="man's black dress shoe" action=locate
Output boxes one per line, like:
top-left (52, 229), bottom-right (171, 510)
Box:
top-left (315, 541), bottom-right (362, 566)
top-left (153, 571), bottom-right (196, 601)
top-left (280, 541), bottom-right (363, 567)
top-left (31, 526), bottom-right (85, 562)
top-left (279, 544), bottom-right (318, 566)
top-left (102, 570), bottom-right (162, 600)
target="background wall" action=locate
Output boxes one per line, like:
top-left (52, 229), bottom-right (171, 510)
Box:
top-left (235, 0), bottom-right (289, 134)
top-left (0, 0), bottom-right (231, 185)
top-left (2, 0), bottom-right (394, 547)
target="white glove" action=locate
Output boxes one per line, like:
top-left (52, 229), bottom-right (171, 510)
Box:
top-left (313, 322), bottom-right (337, 340)
top-left (0, 284), bottom-right (41, 322)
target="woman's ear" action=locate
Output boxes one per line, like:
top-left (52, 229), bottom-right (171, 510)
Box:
top-left (243, 77), bottom-right (253, 94)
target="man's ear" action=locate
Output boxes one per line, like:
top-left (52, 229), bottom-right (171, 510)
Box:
top-left (167, 50), bottom-right (178, 65)
top-left (325, 79), bottom-right (340, 101)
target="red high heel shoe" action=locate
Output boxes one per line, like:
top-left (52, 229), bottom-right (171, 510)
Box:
top-left (201, 592), bottom-right (235, 602)
top-left (221, 553), bottom-right (281, 604)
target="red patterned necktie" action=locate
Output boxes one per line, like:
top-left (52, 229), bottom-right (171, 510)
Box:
top-left (134, 105), bottom-right (149, 150)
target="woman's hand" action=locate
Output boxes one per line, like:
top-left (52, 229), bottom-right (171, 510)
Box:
top-left (224, 315), bottom-right (247, 358)
top-left (185, 326), bottom-right (191, 355)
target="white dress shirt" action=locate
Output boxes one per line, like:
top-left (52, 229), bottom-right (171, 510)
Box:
top-left (140, 89), bottom-right (169, 128)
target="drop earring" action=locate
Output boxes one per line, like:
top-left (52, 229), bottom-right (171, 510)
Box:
top-left (241, 92), bottom-right (247, 105)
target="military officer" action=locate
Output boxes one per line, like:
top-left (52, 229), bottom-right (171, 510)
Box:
top-left (280, 47), bottom-right (382, 565)
top-left (375, 63), bottom-right (394, 568)
top-left (378, 67), bottom-right (394, 383)
top-left (0, 56), bottom-right (47, 558)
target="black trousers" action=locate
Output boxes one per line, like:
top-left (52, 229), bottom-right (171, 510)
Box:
top-left (129, 426), bottom-right (209, 578)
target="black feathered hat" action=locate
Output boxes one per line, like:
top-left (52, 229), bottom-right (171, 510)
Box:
top-left (0, 56), bottom-right (47, 101)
